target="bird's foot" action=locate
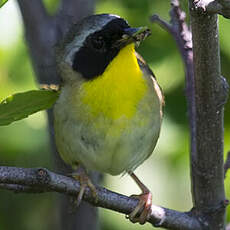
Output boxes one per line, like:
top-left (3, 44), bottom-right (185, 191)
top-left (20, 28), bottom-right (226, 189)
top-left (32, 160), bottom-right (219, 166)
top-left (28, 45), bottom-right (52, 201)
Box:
top-left (127, 172), bottom-right (152, 224)
top-left (127, 192), bottom-right (152, 224)
top-left (71, 167), bottom-right (98, 206)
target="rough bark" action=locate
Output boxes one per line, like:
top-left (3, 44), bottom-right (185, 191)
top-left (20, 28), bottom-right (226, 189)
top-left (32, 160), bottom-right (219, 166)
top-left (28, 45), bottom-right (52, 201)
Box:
top-left (152, 0), bottom-right (229, 228)
top-left (0, 166), bottom-right (203, 230)
top-left (189, 0), bottom-right (229, 229)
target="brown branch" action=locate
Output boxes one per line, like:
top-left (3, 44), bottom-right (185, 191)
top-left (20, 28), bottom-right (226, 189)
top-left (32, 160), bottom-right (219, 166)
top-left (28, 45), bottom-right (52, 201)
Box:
top-left (151, 0), bottom-right (196, 165)
top-left (192, 0), bottom-right (230, 18)
top-left (189, 0), bottom-right (228, 228)
top-left (152, 0), bottom-right (228, 228)
top-left (0, 166), bottom-right (202, 230)
top-left (151, 0), bottom-right (192, 65)
top-left (0, 183), bottom-right (49, 193)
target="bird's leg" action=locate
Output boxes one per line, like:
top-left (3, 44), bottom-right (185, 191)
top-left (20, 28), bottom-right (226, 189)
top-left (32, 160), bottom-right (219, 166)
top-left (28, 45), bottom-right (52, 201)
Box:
top-left (127, 171), bottom-right (152, 225)
top-left (71, 165), bottom-right (98, 206)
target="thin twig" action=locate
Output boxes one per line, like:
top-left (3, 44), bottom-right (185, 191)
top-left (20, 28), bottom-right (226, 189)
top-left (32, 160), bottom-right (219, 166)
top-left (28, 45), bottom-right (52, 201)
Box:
top-left (0, 166), bottom-right (202, 229)
top-left (151, 0), bottom-right (196, 188)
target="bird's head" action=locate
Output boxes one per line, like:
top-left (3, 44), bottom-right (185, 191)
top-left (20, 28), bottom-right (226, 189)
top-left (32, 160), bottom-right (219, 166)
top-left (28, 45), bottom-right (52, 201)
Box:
top-left (56, 14), bottom-right (151, 82)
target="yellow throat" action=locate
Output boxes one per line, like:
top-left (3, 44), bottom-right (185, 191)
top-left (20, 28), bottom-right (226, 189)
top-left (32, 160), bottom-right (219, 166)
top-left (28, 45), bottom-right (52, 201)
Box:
top-left (80, 43), bottom-right (147, 120)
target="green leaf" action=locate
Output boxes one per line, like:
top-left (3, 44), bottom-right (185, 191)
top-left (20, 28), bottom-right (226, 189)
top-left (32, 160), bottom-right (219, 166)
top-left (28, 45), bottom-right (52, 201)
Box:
top-left (0, 0), bottom-right (8, 8)
top-left (0, 90), bottom-right (59, 126)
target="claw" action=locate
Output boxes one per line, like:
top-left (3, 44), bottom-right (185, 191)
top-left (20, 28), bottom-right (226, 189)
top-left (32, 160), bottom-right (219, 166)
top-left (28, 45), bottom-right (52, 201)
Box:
top-left (71, 166), bottom-right (98, 206)
top-left (127, 192), bottom-right (152, 224)
top-left (126, 172), bottom-right (152, 224)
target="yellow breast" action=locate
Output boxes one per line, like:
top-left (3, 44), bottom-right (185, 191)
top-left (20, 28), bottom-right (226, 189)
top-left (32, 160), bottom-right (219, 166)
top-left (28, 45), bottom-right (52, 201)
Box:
top-left (79, 44), bottom-right (148, 120)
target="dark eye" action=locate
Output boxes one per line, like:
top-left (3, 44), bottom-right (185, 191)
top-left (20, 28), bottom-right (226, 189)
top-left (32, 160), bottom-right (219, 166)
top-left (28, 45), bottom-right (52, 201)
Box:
top-left (92, 36), bottom-right (105, 50)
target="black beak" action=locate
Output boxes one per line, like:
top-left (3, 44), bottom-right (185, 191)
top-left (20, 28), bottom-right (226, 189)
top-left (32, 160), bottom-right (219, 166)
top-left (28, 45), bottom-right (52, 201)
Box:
top-left (122, 26), bottom-right (151, 46)
top-left (123, 26), bottom-right (151, 40)
top-left (113, 26), bottom-right (151, 49)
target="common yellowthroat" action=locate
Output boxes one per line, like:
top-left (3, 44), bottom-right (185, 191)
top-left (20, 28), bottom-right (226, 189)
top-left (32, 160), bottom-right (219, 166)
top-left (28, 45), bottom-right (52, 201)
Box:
top-left (54, 14), bottom-right (163, 224)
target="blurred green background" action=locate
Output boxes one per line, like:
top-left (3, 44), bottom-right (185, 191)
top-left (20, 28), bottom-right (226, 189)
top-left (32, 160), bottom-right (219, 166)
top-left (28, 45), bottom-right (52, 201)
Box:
top-left (0, 0), bottom-right (229, 229)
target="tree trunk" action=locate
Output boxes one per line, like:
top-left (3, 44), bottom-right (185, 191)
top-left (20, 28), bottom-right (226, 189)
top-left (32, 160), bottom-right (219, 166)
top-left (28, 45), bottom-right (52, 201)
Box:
top-left (189, 1), bottom-right (228, 229)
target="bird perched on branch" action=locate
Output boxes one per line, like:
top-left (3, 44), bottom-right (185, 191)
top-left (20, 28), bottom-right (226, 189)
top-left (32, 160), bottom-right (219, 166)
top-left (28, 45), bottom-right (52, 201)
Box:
top-left (54, 14), bottom-right (163, 224)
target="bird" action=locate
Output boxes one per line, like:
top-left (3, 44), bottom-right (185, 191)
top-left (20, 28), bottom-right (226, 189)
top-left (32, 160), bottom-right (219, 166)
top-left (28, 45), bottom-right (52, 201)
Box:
top-left (54, 13), bottom-right (164, 224)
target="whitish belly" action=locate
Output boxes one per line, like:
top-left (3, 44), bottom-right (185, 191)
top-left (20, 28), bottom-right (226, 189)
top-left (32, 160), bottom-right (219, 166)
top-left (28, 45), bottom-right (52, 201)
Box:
top-left (54, 92), bottom-right (161, 175)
